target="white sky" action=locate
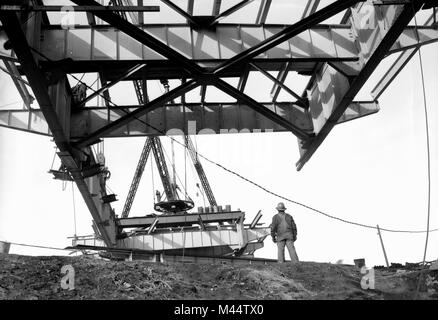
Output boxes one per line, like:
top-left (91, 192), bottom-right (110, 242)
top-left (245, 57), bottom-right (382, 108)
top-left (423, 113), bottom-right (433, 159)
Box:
top-left (0, 2), bottom-right (437, 267)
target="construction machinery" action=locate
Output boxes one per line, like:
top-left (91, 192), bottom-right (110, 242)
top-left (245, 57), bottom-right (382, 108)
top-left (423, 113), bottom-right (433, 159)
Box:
top-left (0, 0), bottom-right (437, 261)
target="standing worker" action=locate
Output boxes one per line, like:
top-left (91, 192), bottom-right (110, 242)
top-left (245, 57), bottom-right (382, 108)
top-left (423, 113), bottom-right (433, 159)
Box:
top-left (271, 202), bottom-right (299, 263)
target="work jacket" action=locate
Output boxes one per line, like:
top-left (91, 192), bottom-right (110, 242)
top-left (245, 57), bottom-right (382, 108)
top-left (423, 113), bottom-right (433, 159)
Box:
top-left (270, 212), bottom-right (297, 242)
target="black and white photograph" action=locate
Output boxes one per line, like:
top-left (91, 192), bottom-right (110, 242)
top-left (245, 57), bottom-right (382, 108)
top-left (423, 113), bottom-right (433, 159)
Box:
top-left (0, 0), bottom-right (437, 310)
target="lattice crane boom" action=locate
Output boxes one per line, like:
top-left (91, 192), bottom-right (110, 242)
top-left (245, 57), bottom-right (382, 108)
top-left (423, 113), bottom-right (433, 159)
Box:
top-left (113, 3), bottom-right (213, 218)
top-left (150, 136), bottom-right (178, 201)
top-left (121, 138), bottom-right (152, 218)
top-left (185, 135), bottom-right (217, 207)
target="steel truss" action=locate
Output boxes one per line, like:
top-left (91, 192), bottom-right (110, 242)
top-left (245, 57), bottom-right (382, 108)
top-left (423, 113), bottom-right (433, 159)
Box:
top-left (0, 0), bottom-right (436, 256)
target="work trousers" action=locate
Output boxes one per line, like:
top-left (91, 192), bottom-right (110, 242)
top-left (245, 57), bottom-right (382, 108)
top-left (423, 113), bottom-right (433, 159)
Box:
top-left (277, 239), bottom-right (299, 263)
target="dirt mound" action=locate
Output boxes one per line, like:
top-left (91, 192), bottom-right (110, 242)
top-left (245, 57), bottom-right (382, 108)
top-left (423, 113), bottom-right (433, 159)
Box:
top-left (0, 253), bottom-right (437, 300)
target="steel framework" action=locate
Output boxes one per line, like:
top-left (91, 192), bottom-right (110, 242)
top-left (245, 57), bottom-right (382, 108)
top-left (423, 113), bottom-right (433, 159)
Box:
top-left (0, 0), bottom-right (436, 257)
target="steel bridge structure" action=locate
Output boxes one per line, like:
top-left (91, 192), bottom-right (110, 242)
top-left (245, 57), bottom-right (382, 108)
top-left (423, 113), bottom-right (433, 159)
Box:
top-left (0, 0), bottom-right (437, 259)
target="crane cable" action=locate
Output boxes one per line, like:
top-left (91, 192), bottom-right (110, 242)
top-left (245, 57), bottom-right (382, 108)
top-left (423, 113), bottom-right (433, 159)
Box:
top-left (410, 2), bottom-right (432, 264)
top-left (29, 47), bottom-right (438, 235)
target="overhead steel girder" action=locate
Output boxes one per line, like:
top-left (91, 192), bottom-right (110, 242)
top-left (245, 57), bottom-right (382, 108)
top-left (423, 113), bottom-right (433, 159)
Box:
top-left (54, 1), bottom-right (357, 85)
top-left (270, 0), bottom-right (321, 102)
top-left (70, 0), bottom-right (311, 142)
top-left (371, 47), bottom-right (418, 100)
top-left (38, 25), bottom-right (359, 70)
top-left (71, 0), bottom-right (205, 76)
top-left (0, 5), bottom-right (160, 12)
top-left (0, 11), bottom-right (117, 246)
top-left (211, 0), bottom-right (361, 74)
top-left (36, 24), bottom-right (437, 80)
top-left (296, 1), bottom-right (424, 170)
top-left (0, 101), bottom-right (379, 138)
top-left (121, 138), bottom-right (153, 218)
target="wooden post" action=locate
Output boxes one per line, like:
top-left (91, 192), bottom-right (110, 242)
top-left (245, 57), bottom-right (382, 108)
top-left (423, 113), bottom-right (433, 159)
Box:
top-left (377, 225), bottom-right (389, 267)
top-left (0, 241), bottom-right (11, 254)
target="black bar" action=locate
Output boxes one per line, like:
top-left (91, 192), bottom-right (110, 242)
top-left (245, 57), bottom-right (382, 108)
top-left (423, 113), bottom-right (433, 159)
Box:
top-left (0, 5), bottom-right (160, 12)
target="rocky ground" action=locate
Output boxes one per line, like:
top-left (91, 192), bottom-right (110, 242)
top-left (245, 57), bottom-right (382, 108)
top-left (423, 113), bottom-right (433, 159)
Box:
top-left (0, 253), bottom-right (437, 300)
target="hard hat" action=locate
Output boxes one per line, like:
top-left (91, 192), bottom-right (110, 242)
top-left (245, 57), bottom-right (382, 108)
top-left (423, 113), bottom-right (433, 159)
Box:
top-left (276, 202), bottom-right (286, 211)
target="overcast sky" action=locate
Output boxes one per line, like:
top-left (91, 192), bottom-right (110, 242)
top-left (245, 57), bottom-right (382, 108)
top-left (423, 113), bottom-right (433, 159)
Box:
top-left (0, 2), bottom-right (437, 266)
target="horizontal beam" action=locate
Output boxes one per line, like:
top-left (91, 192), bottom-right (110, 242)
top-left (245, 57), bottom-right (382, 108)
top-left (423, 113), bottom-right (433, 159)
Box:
top-left (36, 24), bottom-right (437, 80)
top-left (296, 1), bottom-right (423, 170)
top-left (0, 101), bottom-right (377, 138)
top-left (72, 0), bottom-right (205, 76)
top-left (74, 101), bottom-right (312, 138)
top-left (212, 0), bottom-right (361, 74)
top-left (38, 25), bottom-right (359, 65)
top-left (0, 5), bottom-right (160, 12)
top-left (117, 211), bottom-right (244, 229)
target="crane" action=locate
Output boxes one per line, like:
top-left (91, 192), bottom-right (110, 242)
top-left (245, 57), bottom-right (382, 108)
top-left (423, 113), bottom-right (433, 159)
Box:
top-left (121, 80), bottom-right (218, 217)
top-left (113, 2), bottom-right (215, 218)
top-left (121, 80), bottom-right (178, 218)
top-left (120, 138), bottom-right (152, 218)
